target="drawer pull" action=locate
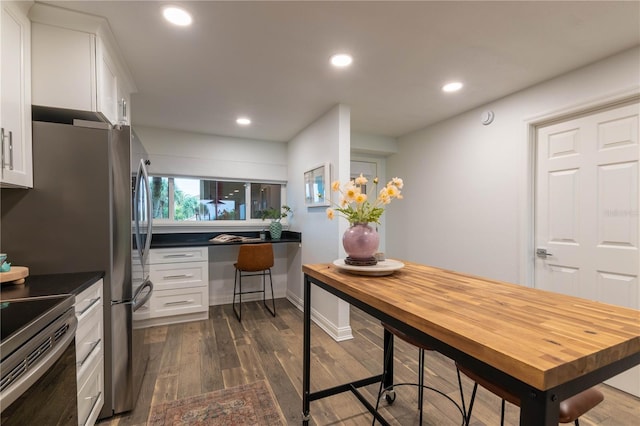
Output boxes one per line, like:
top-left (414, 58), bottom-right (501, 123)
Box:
top-left (82, 391), bottom-right (102, 426)
top-left (78, 297), bottom-right (101, 316)
top-left (163, 253), bottom-right (194, 258)
top-left (163, 274), bottom-right (194, 280)
top-left (164, 299), bottom-right (194, 306)
top-left (78, 339), bottom-right (101, 367)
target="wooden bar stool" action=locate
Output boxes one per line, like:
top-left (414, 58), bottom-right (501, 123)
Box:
top-left (233, 243), bottom-right (276, 322)
top-left (456, 362), bottom-right (604, 425)
top-left (373, 323), bottom-right (463, 425)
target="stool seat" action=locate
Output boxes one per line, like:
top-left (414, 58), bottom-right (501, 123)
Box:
top-left (456, 362), bottom-right (604, 424)
top-left (382, 323), bottom-right (433, 351)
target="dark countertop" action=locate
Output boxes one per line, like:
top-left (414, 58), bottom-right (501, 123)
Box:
top-left (0, 271), bottom-right (104, 301)
top-left (150, 231), bottom-right (301, 248)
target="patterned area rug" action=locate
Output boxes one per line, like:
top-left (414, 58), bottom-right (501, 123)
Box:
top-left (148, 380), bottom-right (286, 425)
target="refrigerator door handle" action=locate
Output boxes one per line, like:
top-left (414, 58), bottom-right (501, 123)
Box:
top-left (134, 160), bottom-right (144, 263)
top-left (142, 161), bottom-right (153, 263)
top-left (132, 279), bottom-right (153, 312)
top-left (134, 158), bottom-right (153, 268)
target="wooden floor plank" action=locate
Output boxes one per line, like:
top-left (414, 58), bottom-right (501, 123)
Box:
top-left (98, 299), bottom-right (640, 426)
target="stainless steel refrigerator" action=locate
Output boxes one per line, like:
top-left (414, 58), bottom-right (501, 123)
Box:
top-left (0, 118), bottom-right (153, 419)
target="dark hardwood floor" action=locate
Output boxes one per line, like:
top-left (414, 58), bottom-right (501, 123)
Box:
top-left (99, 299), bottom-right (639, 425)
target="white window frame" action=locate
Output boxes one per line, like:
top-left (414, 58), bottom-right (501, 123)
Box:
top-left (149, 176), bottom-right (287, 230)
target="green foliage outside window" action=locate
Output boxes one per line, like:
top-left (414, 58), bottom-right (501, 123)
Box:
top-left (150, 177), bottom-right (169, 219)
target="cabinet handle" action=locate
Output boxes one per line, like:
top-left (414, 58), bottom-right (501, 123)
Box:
top-left (121, 99), bottom-right (127, 120)
top-left (164, 299), bottom-right (194, 306)
top-left (163, 274), bottom-right (194, 280)
top-left (8, 131), bottom-right (13, 170)
top-left (1, 128), bottom-right (5, 172)
top-left (78, 339), bottom-right (101, 367)
top-left (163, 253), bottom-right (194, 258)
top-left (78, 297), bottom-right (101, 316)
top-left (82, 391), bottom-right (102, 426)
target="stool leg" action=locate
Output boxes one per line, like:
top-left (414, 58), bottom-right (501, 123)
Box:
top-left (457, 369), bottom-right (478, 426)
top-left (500, 399), bottom-right (505, 426)
top-left (373, 332), bottom-right (395, 426)
top-left (418, 348), bottom-right (424, 425)
top-left (262, 269), bottom-right (276, 317)
top-left (233, 268), bottom-right (242, 322)
top-left (269, 269), bottom-right (276, 316)
top-left (262, 270), bottom-right (266, 304)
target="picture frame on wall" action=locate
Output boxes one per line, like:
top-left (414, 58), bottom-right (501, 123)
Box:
top-left (304, 162), bottom-right (331, 207)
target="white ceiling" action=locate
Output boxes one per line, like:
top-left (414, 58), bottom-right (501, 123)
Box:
top-left (41, 1), bottom-right (640, 142)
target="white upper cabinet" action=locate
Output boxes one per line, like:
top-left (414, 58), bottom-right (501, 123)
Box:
top-left (1, 0), bottom-right (33, 188)
top-left (29, 3), bottom-right (136, 125)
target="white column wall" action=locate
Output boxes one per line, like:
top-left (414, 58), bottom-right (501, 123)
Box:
top-left (286, 104), bottom-right (353, 341)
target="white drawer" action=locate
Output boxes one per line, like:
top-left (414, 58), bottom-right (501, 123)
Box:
top-left (150, 262), bottom-right (207, 291)
top-left (149, 247), bottom-right (208, 264)
top-left (77, 358), bottom-right (104, 426)
top-left (75, 279), bottom-right (103, 322)
top-left (151, 287), bottom-right (207, 318)
top-left (76, 306), bottom-right (103, 380)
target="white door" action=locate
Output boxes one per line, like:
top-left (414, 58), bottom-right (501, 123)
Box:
top-left (535, 101), bottom-right (640, 396)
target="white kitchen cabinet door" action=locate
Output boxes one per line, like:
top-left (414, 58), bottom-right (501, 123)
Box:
top-left (31, 23), bottom-right (101, 113)
top-left (1, 0), bottom-right (32, 188)
top-left (96, 38), bottom-right (118, 125)
top-left (29, 2), bottom-right (136, 127)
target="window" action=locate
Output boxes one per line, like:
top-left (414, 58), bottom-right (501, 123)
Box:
top-left (149, 176), bottom-right (283, 222)
top-left (250, 183), bottom-right (282, 219)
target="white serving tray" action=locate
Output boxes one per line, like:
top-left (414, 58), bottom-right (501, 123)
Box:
top-left (333, 259), bottom-right (404, 276)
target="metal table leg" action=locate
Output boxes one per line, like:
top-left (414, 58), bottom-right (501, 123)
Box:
top-left (302, 274), bottom-right (311, 425)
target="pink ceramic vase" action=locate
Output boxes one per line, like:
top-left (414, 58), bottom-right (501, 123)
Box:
top-left (342, 223), bottom-right (379, 262)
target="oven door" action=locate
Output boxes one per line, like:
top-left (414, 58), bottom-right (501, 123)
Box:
top-left (0, 310), bottom-right (78, 425)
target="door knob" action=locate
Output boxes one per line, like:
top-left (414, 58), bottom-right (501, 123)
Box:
top-left (536, 248), bottom-right (553, 259)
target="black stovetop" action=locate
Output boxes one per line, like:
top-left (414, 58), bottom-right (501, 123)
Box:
top-left (0, 295), bottom-right (74, 360)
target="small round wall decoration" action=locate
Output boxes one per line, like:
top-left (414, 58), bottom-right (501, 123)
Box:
top-left (481, 110), bottom-right (495, 125)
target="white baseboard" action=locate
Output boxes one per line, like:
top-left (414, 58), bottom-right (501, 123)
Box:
top-left (286, 290), bottom-right (353, 342)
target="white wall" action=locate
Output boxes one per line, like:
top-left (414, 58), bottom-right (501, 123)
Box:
top-left (387, 47), bottom-right (640, 284)
top-left (207, 244), bottom-right (289, 305)
top-left (351, 130), bottom-right (398, 156)
top-left (134, 126), bottom-right (288, 181)
top-left (286, 104), bottom-right (353, 340)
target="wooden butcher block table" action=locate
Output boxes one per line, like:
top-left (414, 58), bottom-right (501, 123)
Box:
top-left (301, 261), bottom-right (640, 426)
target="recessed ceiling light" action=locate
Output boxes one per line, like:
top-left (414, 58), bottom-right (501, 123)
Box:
top-left (163, 7), bottom-right (192, 26)
top-left (442, 81), bottom-right (463, 93)
top-left (236, 117), bottom-right (251, 125)
top-left (330, 53), bottom-right (353, 68)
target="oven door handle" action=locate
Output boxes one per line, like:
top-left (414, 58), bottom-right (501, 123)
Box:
top-left (0, 317), bottom-right (77, 411)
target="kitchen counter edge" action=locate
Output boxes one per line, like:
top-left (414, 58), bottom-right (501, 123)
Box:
top-left (0, 271), bottom-right (104, 300)
top-left (149, 231), bottom-right (302, 248)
